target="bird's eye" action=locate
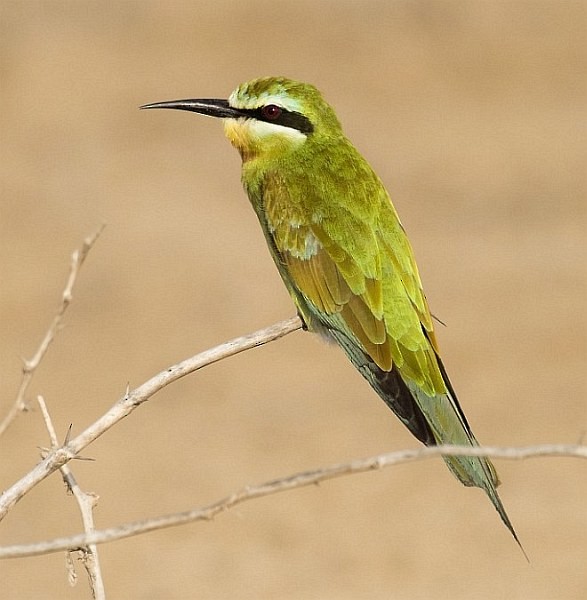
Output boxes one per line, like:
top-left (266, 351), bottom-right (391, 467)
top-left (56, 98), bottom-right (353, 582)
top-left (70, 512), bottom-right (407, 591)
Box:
top-left (261, 104), bottom-right (282, 120)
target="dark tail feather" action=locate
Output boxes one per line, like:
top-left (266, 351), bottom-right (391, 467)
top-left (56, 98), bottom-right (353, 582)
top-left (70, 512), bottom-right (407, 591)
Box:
top-left (329, 328), bottom-right (435, 445)
top-left (362, 363), bottom-right (437, 446)
top-left (327, 326), bottom-right (436, 445)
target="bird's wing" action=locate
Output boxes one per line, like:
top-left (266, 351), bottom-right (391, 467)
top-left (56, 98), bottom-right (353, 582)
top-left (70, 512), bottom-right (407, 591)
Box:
top-left (265, 175), bottom-right (446, 397)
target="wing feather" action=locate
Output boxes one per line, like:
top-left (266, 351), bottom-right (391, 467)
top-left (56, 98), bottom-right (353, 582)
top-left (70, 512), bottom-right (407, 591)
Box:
top-left (264, 171), bottom-right (445, 396)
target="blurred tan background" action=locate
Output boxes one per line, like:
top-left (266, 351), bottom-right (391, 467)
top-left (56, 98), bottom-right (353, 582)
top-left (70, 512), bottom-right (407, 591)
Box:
top-left (1, 1), bottom-right (585, 598)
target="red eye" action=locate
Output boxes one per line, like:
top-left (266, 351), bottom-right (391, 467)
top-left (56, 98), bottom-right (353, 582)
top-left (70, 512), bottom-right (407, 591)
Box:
top-left (262, 104), bottom-right (282, 120)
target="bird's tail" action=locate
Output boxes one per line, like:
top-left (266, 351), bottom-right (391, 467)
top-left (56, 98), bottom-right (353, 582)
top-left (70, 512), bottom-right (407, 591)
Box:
top-left (402, 361), bottom-right (526, 558)
top-left (332, 330), bottom-right (526, 556)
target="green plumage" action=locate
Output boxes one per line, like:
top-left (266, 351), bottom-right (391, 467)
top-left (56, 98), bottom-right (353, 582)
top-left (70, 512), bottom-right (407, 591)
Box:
top-left (143, 76), bottom-right (524, 554)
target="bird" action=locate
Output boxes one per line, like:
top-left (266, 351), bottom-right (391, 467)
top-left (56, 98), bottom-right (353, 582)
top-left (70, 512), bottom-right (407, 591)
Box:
top-left (142, 76), bottom-right (523, 552)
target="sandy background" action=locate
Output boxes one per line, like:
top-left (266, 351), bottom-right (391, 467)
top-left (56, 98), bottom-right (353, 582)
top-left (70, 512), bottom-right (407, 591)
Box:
top-left (0, 1), bottom-right (585, 599)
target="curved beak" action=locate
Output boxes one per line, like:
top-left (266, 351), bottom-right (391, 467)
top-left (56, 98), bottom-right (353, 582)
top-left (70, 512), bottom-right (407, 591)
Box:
top-left (140, 98), bottom-right (246, 120)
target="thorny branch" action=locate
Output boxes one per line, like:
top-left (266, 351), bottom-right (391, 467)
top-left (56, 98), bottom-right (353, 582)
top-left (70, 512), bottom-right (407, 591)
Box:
top-left (1, 232), bottom-right (584, 580)
top-left (36, 396), bottom-right (105, 600)
top-left (0, 316), bottom-right (303, 522)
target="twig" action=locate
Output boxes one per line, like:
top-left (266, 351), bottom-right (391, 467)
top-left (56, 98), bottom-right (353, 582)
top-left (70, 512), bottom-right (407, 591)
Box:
top-left (0, 316), bottom-right (303, 522)
top-left (0, 226), bottom-right (105, 437)
top-left (36, 396), bottom-right (105, 600)
top-left (0, 443), bottom-right (584, 559)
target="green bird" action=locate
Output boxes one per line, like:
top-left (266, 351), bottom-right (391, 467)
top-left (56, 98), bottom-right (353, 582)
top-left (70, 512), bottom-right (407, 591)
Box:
top-left (142, 76), bottom-right (523, 550)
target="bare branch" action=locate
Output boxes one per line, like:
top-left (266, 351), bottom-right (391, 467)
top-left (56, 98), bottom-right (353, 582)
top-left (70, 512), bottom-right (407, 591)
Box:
top-left (0, 316), bottom-right (303, 522)
top-left (36, 396), bottom-right (105, 600)
top-left (0, 443), bottom-right (584, 559)
top-left (0, 226), bottom-right (105, 437)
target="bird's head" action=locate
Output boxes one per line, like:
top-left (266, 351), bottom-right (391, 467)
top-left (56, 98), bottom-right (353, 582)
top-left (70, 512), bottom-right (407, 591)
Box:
top-left (142, 77), bottom-right (343, 162)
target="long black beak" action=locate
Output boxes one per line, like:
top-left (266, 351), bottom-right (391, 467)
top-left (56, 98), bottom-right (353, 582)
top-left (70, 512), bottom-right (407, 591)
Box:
top-left (140, 98), bottom-right (247, 119)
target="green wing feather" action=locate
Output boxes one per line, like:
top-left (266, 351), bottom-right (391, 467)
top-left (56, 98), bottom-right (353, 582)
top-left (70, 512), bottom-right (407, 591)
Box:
top-left (263, 160), bottom-right (444, 396)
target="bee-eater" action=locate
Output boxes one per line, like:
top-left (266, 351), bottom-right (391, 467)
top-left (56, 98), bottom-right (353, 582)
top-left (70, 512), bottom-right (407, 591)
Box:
top-left (142, 77), bottom-right (522, 550)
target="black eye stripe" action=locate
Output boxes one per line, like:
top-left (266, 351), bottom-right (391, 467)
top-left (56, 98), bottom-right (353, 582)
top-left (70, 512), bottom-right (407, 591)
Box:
top-left (240, 106), bottom-right (314, 135)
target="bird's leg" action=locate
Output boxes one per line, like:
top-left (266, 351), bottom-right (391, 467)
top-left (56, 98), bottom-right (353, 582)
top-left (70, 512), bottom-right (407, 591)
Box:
top-left (297, 310), bottom-right (309, 331)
